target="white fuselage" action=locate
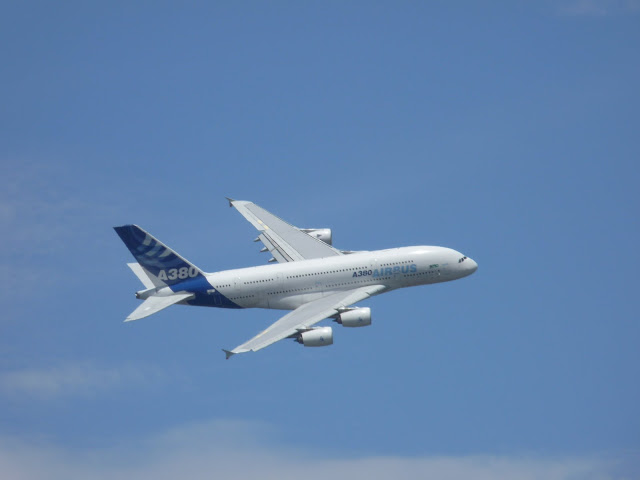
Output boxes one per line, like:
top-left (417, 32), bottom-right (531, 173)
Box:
top-left (201, 246), bottom-right (478, 310)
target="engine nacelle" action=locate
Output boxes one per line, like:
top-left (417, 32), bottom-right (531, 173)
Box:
top-left (296, 326), bottom-right (334, 347)
top-left (301, 228), bottom-right (332, 245)
top-left (337, 307), bottom-right (371, 328)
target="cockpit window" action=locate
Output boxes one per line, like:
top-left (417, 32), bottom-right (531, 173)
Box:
top-left (458, 256), bottom-right (467, 263)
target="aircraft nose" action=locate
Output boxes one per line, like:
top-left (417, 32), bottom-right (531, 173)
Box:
top-left (468, 258), bottom-right (478, 274)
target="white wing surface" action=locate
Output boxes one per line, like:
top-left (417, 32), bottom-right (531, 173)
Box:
top-left (224, 284), bottom-right (386, 358)
top-left (227, 198), bottom-right (343, 263)
top-left (125, 293), bottom-right (194, 322)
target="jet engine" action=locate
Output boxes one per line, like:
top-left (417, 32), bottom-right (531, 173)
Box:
top-left (301, 228), bottom-right (332, 245)
top-left (336, 307), bottom-right (371, 327)
top-left (296, 326), bottom-right (334, 347)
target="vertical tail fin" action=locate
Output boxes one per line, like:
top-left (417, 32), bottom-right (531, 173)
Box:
top-left (114, 225), bottom-right (205, 287)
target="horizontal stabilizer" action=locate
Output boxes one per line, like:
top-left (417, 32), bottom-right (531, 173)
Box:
top-left (125, 293), bottom-right (194, 322)
top-left (127, 263), bottom-right (156, 289)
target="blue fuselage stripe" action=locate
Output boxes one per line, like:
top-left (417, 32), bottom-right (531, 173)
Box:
top-left (168, 276), bottom-right (241, 309)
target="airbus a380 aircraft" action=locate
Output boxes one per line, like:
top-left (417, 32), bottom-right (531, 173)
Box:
top-left (114, 199), bottom-right (477, 359)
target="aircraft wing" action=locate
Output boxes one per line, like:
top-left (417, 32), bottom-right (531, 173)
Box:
top-left (224, 284), bottom-right (386, 358)
top-left (125, 293), bottom-right (194, 322)
top-left (227, 198), bottom-right (343, 263)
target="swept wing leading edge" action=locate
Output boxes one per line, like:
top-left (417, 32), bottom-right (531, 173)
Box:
top-left (227, 198), bottom-right (343, 262)
top-left (224, 284), bottom-right (386, 358)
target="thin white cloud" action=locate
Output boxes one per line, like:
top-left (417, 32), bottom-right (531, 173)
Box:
top-left (0, 159), bottom-right (119, 304)
top-left (560, 0), bottom-right (609, 15)
top-left (0, 160), bottom-right (109, 255)
top-left (0, 420), bottom-right (636, 480)
top-left (0, 363), bottom-right (164, 399)
top-left (558, 0), bottom-right (640, 16)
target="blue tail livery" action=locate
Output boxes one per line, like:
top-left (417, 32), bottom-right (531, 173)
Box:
top-left (113, 225), bottom-right (205, 287)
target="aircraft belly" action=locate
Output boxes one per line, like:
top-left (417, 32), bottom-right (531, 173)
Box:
top-left (253, 297), bottom-right (271, 309)
top-left (231, 295), bottom-right (259, 308)
top-left (187, 293), bottom-right (242, 309)
top-left (267, 294), bottom-right (306, 310)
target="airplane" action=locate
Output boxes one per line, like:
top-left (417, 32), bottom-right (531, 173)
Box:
top-left (114, 199), bottom-right (478, 359)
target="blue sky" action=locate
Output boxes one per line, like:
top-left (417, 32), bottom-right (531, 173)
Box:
top-left (1, 1), bottom-right (639, 478)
